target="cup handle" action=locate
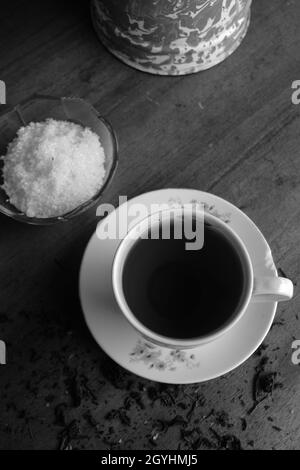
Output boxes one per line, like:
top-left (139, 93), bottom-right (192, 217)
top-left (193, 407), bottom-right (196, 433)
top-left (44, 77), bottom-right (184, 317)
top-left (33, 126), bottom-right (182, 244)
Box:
top-left (252, 277), bottom-right (294, 302)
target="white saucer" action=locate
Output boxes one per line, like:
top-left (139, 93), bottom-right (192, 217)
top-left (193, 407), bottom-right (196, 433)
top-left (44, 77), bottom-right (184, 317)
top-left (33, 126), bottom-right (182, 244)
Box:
top-left (79, 189), bottom-right (278, 384)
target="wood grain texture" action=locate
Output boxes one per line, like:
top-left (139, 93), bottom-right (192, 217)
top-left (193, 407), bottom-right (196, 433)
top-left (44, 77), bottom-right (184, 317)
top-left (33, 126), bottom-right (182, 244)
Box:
top-left (0, 0), bottom-right (299, 450)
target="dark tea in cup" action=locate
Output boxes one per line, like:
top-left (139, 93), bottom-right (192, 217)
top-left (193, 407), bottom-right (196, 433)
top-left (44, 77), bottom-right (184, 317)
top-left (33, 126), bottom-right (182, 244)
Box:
top-left (121, 216), bottom-right (246, 339)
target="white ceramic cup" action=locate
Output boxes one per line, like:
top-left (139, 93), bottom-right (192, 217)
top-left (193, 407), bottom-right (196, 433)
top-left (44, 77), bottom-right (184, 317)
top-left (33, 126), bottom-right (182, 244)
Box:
top-left (112, 208), bottom-right (293, 349)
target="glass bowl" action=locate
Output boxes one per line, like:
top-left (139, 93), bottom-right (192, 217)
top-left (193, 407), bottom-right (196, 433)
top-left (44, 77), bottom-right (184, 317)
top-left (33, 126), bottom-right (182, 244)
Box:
top-left (0, 95), bottom-right (118, 225)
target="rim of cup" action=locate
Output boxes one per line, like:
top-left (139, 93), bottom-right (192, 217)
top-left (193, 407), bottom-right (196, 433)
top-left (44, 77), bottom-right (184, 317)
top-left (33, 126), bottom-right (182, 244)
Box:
top-left (112, 208), bottom-right (253, 349)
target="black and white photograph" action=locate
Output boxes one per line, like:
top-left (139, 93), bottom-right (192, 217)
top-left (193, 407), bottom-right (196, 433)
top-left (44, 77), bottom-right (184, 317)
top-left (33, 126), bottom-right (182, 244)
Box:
top-left (0, 0), bottom-right (299, 454)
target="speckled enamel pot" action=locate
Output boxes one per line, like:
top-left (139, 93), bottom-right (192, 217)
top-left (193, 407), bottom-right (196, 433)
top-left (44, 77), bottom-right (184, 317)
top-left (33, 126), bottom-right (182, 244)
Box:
top-left (91, 0), bottom-right (252, 76)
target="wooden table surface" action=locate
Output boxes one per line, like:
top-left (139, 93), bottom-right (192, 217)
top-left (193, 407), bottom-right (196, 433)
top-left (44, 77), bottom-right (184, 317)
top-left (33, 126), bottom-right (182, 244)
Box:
top-left (0, 0), bottom-right (299, 450)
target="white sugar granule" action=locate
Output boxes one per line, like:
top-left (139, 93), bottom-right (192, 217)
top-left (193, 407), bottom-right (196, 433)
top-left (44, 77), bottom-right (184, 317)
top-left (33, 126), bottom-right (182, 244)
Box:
top-left (1, 119), bottom-right (106, 218)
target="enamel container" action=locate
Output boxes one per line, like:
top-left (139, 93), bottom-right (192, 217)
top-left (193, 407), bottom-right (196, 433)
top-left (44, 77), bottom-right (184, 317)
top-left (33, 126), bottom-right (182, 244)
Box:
top-left (91, 0), bottom-right (252, 75)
